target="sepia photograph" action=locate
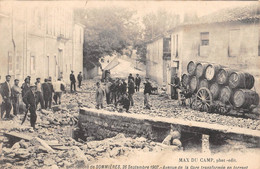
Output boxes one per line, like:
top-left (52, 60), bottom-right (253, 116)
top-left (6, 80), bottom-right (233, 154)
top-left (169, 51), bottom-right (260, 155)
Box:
top-left (0, 0), bottom-right (259, 168)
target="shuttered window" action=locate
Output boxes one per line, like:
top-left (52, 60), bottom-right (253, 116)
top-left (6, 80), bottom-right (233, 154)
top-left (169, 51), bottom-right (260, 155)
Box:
top-left (200, 32), bottom-right (209, 46)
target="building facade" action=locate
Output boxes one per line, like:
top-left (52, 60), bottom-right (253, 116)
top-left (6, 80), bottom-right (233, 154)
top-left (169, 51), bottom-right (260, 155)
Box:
top-left (146, 4), bottom-right (260, 95)
top-left (0, 2), bottom-right (84, 84)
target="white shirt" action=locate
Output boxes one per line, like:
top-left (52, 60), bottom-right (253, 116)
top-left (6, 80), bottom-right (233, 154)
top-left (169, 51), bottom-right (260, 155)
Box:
top-left (53, 81), bottom-right (65, 92)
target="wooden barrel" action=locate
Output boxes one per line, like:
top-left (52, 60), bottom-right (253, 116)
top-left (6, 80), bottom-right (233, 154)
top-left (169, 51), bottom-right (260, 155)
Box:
top-left (195, 62), bottom-right (209, 78)
top-left (233, 89), bottom-right (259, 108)
top-left (187, 61), bottom-right (197, 76)
top-left (205, 64), bottom-right (223, 81)
top-left (219, 86), bottom-right (233, 103)
top-left (216, 68), bottom-right (233, 85)
top-left (209, 82), bottom-right (220, 100)
top-left (199, 79), bottom-right (209, 89)
top-left (228, 72), bottom-right (255, 89)
top-left (189, 76), bottom-right (199, 93)
top-left (181, 74), bottom-right (190, 87)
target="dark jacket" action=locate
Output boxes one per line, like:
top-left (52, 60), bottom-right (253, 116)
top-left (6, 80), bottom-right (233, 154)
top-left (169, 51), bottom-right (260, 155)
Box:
top-left (23, 89), bottom-right (36, 109)
top-left (144, 82), bottom-right (153, 95)
top-left (42, 82), bottom-right (51, 98)
top-left (21, 83), bottom-right (30, 97)
top-left (77, 74), bottom-right (83, 81)
top-left (128, 81), bottom-right (135, 94)
top-left (48, 82), bottom-right (54, 96)
top-left (172, 76), bottom-right (180, 88)
top-left (70, 74), bottom-right (76, 83)
top-left (128, 76), bottom-right (134, 84)
top-left (135, 77), bottom-right (141, 85)
top-left (1, 82), bottom-right (11, 99)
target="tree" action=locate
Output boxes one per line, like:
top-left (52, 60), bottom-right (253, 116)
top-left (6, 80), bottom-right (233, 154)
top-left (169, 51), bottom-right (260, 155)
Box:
top-left (75, 7), bottom-right (142, 68)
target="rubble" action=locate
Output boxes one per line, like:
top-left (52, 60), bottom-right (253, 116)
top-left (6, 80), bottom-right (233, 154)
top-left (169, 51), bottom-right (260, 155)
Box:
top-left (0, 79), bottom-right (259, 168)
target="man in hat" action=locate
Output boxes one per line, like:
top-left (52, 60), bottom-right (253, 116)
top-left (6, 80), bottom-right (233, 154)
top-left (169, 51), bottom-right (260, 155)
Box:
top-left (35, 78), bottom-right (44, 110)
top-left (171, 73), bottom-right (180, 100)
top-left (1, 75), bottom-right (12, 119)
top-left (11, 79), bottom-right (21, 116)
top-left (47, 77), bottom-right (54, 109)
top-left (23, 85), bottom-right (37, 129)
top-left (42, 78), bottom-right (50, 109)
top-left (128, 73), bottom-right (134, 84)
top-left (135, 74), bottom-right (141, 92)
top-left (143, 77), bottom-right (152, 109)
top-left (70, 71), bottom-right (76, 92)
top-left (77, 72), bottom-right (83, 88)
top-left (21, 76), bottom-right (30, 97)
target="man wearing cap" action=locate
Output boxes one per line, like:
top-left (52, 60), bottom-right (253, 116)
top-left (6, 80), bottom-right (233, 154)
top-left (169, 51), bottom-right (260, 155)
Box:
top-left (70, 71), bottom-right (76, 92)
top-left (11, 79), bottom-right (21, 116)
top-left (21, 77), bottom-right (30, 97)
top-left (143, 78), bottom-right (152, 109)
top-left (42, 79), bottom-right (50, 109)
top-left (135, 74), bottom-right (141, 92)
top-left (77, 72), bottom-right (83, 88)
top-left (53, 78), bottom-right (65, 104)
top-left (47, 77), bottom-right (54, 109)
top-left (23, 85), bottom-right (37, 129)
top-left (1, 75), bottom-right (12, 119)
top-left (171, 73), bottom-right (180, 100)
top-left (35, 78), bottom-right (44, 110)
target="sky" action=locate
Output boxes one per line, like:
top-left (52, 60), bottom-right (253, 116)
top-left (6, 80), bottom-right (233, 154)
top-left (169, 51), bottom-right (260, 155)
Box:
top-left (2, 1), bottom-right (257, 19)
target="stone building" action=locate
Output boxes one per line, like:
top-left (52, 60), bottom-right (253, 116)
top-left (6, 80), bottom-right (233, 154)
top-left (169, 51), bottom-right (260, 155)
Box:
top-left (0, 2), bottom-right (84, 84)
top-left (146, 4), bottom-right (260, 95)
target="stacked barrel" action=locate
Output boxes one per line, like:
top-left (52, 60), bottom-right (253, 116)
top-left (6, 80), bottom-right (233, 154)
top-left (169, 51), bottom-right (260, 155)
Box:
top-left (182, 61), bottom-right (259, 110)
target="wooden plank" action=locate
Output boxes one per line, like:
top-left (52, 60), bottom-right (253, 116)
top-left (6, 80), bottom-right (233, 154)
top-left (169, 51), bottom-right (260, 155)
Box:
top-left (4, 131), bottom-right (33, 141)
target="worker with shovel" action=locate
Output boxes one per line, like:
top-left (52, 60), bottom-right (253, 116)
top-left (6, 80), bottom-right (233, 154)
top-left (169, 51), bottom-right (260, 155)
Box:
top-left (22, 85), bottom-right (37, 130)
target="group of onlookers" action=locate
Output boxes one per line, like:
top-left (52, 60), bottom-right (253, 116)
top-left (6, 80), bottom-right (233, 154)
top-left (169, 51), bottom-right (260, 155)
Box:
top-left (95, 73), bottom-right (154, 111)
top-left (0, 75), bottom-right (66, 129)
top-left (69, 71), bottom-right (83, 92)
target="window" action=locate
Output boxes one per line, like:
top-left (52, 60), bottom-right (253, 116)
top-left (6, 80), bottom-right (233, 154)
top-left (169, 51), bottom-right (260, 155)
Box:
top-left (200, 32), bottom-right (209, 46)
top-left (30, 53), bottom-right (36, 73)
top-left (8, 51), bottom-right (13, 74)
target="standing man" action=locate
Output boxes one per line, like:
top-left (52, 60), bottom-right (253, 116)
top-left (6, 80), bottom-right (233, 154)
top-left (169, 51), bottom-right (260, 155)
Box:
top-left (171, 73), bottom-right (180, 100)
top-left (47, 77), bottom-right (54, 109)
top-left (95, 82), bottom-right (105, 109)
top-left (144, 78), bottom-right (152, 109)
top-left (135, 74), bottom-right (141, 92)
top-left (23, 85), bottom-right (37, 130)
top-left (11, 79), bottom-right (21, 116)
top-left (77, 72), bottom-right (83, 88)
top-left (21, 77), bottom-right (30, 97)
top-left (35, 78), bottom-right (44, 110)
top-left (1, 75), bottom-right (12, 119)
top-left (128, 74), bottom-right (134, 84)
top-left (53, 78), bottom-right (63, 105)
top-left (128, 79), bottom-right (135, 107)
top-left (70, 71), bottom-right (76, 92)
top-left (42, 79), bottom-right (50, 109)
top-left (104, 79), bottom-right (112, 105)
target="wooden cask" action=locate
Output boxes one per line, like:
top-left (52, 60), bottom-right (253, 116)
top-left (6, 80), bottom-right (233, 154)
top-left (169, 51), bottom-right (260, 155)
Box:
top-left (187, 61), bottom-right (197, 76)
top-left (181, 74), bottom-right (190, 87)
top-left (189, 76), bottom-right (199, 93)
top-left (219, 86), bottom-right (233, 103)
top-left (196, 62), bottom-right (209, 78)
top-left (209, 83), bottom-right (220, 100)
top-left (199, 79), bottom-right (209, 89)
top-left (233, 89), bottom-right (259, 108)
top-left (216, 68), bottom-right (233, 85)
top-left (228, 72), bottom-right (255, 89)
top-left (205, 64), bottom-right (223, 81)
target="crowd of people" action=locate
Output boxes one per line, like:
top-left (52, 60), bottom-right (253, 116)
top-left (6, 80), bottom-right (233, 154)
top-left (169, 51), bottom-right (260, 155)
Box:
top-left (0, 74), bottom-right (69, 129)
top-left (95, 73), bottom-right (154, 112)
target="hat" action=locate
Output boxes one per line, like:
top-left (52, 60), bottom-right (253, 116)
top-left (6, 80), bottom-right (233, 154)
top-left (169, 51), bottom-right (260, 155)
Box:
top-left (6, 75), bottom-right (11, 78)
top-left (14, 79), bottom-right (19, 82)
top-left (36, 77), bottom-right (40, 80)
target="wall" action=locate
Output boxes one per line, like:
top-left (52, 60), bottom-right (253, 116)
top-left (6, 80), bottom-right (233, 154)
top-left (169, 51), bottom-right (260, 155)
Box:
top-left (78, 108), bottom-right (260, 145)
top-left (146, 38), bottom-right (164, 86)
top-left (171, 22), bottom-right (260, 94)
top-left (0, 2), bottom-right (84, 85)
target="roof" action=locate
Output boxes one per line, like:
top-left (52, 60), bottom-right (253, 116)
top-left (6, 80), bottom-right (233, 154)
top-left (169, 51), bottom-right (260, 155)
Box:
top-left (183, 3), bottom-right (260, 25)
